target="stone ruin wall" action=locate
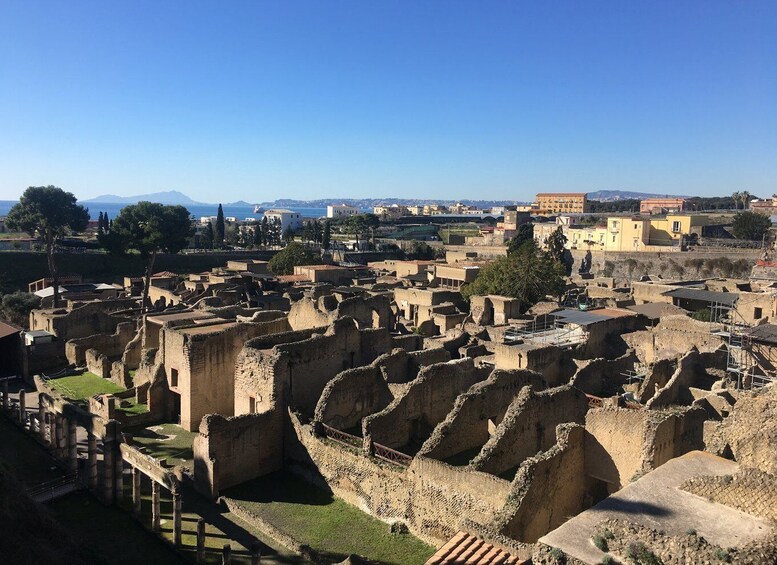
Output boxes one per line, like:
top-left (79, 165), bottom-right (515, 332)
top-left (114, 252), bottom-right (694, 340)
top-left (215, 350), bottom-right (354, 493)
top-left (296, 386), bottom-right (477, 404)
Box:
top-left (65, 321), bottom-right (136, 365)
top-left (569, 352), bottom-right (638, 397)
top-left (624, 315), bottom-right (723, 364)
top-left (193, 409), bottom-right (284, 498)
top-left (418, 369), bottom-right (545, 463)
top-left (471, 385), bottom-right (589, 478)
top-left (314, 364), bottom-right (393, 431)
top-left (284, 411), bottom-right (513, 547)
top-left (363, 358), bottom-right (491, 450)
top-left (492, 424), bottom-right (588, 543)
top-left (681, 468), bottom-right (777, 522)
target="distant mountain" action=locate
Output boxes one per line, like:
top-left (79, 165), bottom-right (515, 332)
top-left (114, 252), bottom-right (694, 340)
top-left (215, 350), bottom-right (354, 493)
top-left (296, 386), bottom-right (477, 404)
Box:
top-left (225, 200), bottom-right (254, 207)
top-left (83, 190), bottom-right (204, 205)
top-left (257, 198), bottom-right (528, 208)
top-left (587, 190), bottom-right (689, 202)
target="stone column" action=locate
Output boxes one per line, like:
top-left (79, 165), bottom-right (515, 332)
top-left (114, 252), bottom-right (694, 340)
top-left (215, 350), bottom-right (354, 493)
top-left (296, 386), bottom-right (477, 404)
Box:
top-left (151, 481), bottom-right (161, 532)
top-left (222, 544), bottom-right (231, 565)
top-left (132, 467), bottom-right (142, 513)
top-left (88, 432), bottom-right (98, 489)
top-left (251, 542), bottom-right (262, 565)
top-left (173, 490), bottom-right (182, 547)
top-left (38, 396), bottom-right (47, 443)
top-left (2, 379), bottom-right (8, 410)
top-left (54, 414), bottom-right (65, 459)
top-left (67, 418), bottom-right (78, 473)
top-left (18, 390), bottom-right (26, 426)
top-left (103, 440), bottom-right (114, 505)
top-left (114, 452), bottom-right (123, 502)
top-left (196, 519), bottom-right (206, 564)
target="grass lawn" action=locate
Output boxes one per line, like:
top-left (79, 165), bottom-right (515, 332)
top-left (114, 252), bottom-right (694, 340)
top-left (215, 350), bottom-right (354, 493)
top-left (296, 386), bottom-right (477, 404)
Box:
top-left (49, 492), bottom-right (186, 565)
top-left (224, 472), bottom-right (435, 565)
top-left (128, 423), bottom-right (197, 468)
top-left (0, 417), bottom-right (63, 486)
top-left (115, 397), bottom-right (149, 416)
top-left (48, 371), bottom-right (124, 400)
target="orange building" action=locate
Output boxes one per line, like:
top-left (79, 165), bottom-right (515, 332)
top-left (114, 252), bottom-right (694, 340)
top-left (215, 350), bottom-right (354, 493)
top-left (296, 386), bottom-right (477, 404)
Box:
top-left (639, 197), bottom-right (686, 215)
top-left (534, 192), bottom-right (589, 215)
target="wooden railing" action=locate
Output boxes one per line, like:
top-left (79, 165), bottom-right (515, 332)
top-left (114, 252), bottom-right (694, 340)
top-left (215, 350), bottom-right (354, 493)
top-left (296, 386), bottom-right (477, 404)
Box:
top-left (373, 443), bottom-right (413, 467)
top-left (320, 423), bottom-right (361, 448)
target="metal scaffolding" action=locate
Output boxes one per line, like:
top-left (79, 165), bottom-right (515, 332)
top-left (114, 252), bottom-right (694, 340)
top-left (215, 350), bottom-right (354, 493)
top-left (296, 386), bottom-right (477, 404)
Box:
top-left (504, 314), bottom-right (587, 348)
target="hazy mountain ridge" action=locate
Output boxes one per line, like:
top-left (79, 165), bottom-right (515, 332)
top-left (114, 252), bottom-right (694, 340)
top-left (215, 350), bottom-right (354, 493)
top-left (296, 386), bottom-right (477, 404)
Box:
top-left (587, 190), bottom-right (689, 202)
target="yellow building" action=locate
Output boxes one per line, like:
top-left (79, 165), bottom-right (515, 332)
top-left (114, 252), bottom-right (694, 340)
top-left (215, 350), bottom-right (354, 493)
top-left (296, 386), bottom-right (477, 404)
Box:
top-left (535, 214), bottom-right (710, 253)
top-left (535, 192), bottom-right (589, 215)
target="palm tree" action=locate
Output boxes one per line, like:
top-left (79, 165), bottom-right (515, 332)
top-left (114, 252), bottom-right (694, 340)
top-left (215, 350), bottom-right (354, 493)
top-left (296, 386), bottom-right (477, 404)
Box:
top-left (740, 191), bottom-right (751, 210)
top-left (731, 191), bottom-right (741, 210)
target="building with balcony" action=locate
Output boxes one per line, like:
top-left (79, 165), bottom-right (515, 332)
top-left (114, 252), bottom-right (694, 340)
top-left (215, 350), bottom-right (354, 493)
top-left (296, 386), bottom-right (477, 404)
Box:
top-left (327, 204), bottom-right (359, 219)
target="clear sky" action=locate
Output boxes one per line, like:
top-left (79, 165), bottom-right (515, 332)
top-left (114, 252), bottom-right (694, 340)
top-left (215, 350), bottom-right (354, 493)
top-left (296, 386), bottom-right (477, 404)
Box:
top-left (1, 1), bottom-right (775, 203)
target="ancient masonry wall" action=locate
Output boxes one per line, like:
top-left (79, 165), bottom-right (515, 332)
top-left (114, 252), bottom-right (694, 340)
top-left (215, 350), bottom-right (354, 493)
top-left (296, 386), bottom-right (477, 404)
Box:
top-left (284, 411), bottom-right (512, 547)
top-left (492, 424), bottom-right (587, 543)
top-left (418, 369), bottom-right (545, 462)
top-left (569, 352), bottom-right (638, 397)
top-left (193, 410), bottom-right (283, 498)
top-left (471, 385), bottom-right (589, 478)
top-left (65, 321), bottom-right (136, 365)
top-left (363, 358), bottom-right (491, 450)
top-left (681, 468), bottom-right (777, 522)
top-left (314, 364), bottom-right (393, 430)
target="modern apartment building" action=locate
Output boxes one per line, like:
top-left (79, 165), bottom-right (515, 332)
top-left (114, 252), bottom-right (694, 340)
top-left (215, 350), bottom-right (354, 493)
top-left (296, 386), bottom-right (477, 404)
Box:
top-left (264, 209), bottom-right (302, 233)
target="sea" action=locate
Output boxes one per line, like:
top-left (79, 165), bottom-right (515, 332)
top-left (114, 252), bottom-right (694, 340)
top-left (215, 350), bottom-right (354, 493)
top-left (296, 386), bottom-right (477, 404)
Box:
top-left (0, 200), bottom-right (331, 221)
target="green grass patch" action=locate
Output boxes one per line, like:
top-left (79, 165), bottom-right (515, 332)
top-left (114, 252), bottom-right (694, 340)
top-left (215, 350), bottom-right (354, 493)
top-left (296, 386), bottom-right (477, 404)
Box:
top-left (115, 397), bottom-right (149, 416)
top-left (49, 492), bottom-right (185, 565)
top-left (48, 371), bottom-right (124, 400)
top-left (128, 423), bottom-right (196, 467)
top-left (224, 472), bottom-right (435, 565)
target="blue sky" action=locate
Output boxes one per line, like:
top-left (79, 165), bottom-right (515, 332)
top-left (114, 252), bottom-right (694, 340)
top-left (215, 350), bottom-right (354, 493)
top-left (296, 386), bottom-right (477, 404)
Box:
top-left (1, 1), bottom-right (775, 203)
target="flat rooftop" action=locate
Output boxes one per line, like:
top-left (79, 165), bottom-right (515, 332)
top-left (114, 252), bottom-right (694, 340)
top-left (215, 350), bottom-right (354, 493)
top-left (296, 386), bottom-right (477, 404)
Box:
top-left (147, 311), bottom-right (215, 325)
top-left (175, 321), bottom-right (237, 335)
top-left (539, 451), bottom-right (772, 564)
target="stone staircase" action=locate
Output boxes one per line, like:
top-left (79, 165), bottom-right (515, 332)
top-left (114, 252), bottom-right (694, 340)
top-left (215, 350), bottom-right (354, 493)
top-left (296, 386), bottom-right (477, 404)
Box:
top-left (425, 531), bottom-right (525, 565)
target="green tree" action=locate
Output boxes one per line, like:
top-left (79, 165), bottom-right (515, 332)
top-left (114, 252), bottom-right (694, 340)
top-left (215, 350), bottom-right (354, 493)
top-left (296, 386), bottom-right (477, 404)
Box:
top-left (407, 241), bottom-right (436, 260)
top-left (322, 221), bottom-right (331, 250)
top-left (259, 216), bottom-right (269, 247)
top-left (101, 202), bottom-right (193, 311)
top-left (732, 211), bottom-right (771, 241)
top-left (461, 244), bottom-right (565, 312)
top-left (0, 291), bottom-right (41, 329)
top-left (284, 225), bottom-right (295, 243)
top-left (215, 204), bottom-right (225, 248)
top-left (544, 226), bottom-right (567, 264)
top-left (5, 186), bottom-right (89, 307)
top-left (268, 242), bottom-right (321, 275)
top-left (97, 212), bottom-right (105, 235)
top-left (203, 221), bottom-right (215, 249)
top-left (507, 223), bottom-right (535, 255)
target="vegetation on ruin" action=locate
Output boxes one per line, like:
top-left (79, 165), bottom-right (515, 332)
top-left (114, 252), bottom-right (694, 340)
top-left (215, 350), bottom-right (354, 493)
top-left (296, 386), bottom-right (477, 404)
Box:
top-left (48, 371), bottom-right (125, 400)
top-left (115, 397), bottom-right (149, 416)
top-left (5, 185), bottom-right (90, 307)
top-left (224, 472), bottom-right (435, 564)
top-left (461, 240), bottom-right (565, 310)
top-left (731, 211), bottom-right (772, 241)
top-left (625, 541), bottom-right (661, 564)
top-left (267, 241), bottom-right (321, 275)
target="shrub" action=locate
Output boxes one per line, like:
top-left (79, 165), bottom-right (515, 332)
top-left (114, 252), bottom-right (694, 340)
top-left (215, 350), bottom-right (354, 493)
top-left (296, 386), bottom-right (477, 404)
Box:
top-left (714, 548), bottom-right (731, 562)
top-left (601, 557), bottom-right (615, 565)
top-left (690, 309), bottom-right (711, 322)
top-left (592, 534), bottom-right (609, 552)
top-left (549, 546), bottom-right (566, 563)
top-left (625, 541), bottom-right (661, 564)
top-left (686, 528), bottom-right (697, 536)
top-left (603, 528), bottom-right (615, 540)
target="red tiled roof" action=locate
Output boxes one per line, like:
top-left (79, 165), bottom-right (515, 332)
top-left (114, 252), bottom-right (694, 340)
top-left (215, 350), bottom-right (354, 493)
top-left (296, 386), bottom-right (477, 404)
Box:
top-left (425, 531), bottom-right (525, 565)
top-left (277, 274), bottom-right (309, 282)
top-left (0, 321), bottom-right (22, 339)
top-left (152, 271), bottom-right (179, 278)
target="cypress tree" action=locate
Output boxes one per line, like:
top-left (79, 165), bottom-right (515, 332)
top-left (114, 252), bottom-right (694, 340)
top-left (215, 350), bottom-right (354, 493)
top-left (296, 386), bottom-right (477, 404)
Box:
top-left (215, 204), bottom-right (225, 248)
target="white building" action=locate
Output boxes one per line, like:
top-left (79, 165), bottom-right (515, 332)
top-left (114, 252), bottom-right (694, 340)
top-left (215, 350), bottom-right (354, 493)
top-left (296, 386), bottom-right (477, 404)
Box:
top-left (264, 209), bottom-right (302, 233)
top-left (327, 204), bottom-right (359, 219)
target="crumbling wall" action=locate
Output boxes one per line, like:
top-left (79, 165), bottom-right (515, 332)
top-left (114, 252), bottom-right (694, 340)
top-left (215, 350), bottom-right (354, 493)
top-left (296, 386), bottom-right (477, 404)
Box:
top-left (705, 384), bottom-right (777, 475)
top-left (363, 358), bottom-right (491, 451)
top-left (85, 348), bottom-right (111, 379)
top-left (624, 315), bottom-right (722, 364)
top-left (193, 409), bottom-right (283, 498)
top-left (375, 347), bottom-right (451, 384)
top-left (645, 348), bottom-right (725, 408)
top-left (637, 358), bottom-right (676, 403)
top-left (681, 468), bottom-right (777, 521)
top-left (418, 370), bottom-right (545, 463)
top-left (569, 352), bottom-right (638, 396)
top-left (65, 321), bottom-right (136, 365)
top-left (30, 298), bottom-right (136, 340)
top-left (285, 411), bottom-right (512, 546)
top-left (471, 385), bottom-right (589, 478)
top-left (314, 364), bottom-right (393, 431)
top-left (585, 406), bottom-right (706, 489)
top-left (287, 298), bottom-right (331, 331)
top-left (495, 343), bottom-right (577, 387)
top-left (493, 424), bottom-right (587, 542)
